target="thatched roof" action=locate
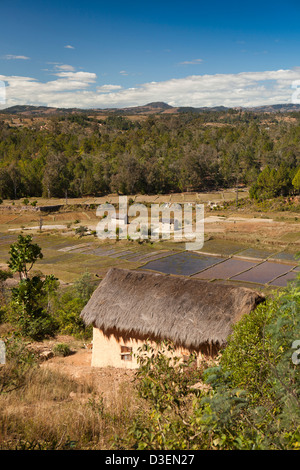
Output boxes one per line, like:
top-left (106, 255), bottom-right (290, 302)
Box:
top-left (80, 268), bottom-right (265, 349)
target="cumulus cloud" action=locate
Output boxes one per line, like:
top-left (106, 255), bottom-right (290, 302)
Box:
top-left (53, 71), bottom-right (97, 82)
top-left (1, 68), bottom-right (300, 109)
top-left (64, 45), bottom-right (75, 49)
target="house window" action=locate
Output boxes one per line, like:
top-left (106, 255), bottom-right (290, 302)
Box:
top-left (120, 345), bottom-right (132, 361)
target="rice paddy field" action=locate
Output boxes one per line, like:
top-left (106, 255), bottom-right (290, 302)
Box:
top-left (0, 191), bottom-right (299, 293)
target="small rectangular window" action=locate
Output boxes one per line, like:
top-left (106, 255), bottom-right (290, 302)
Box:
top-left (121, 345), bottom-right (132, 361)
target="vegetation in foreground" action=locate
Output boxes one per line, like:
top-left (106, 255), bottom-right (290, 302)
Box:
top-left (120, 278), bottom-right (300, 450)
top-left (0, 236), bottom-right (299, 450)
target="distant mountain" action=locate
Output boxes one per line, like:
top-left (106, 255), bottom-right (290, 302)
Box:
top-left (2, 102), bottom-right (300, 117)
top-left (177, 105), bottom-right (229, 113)
top-left (1, 105), bottom-right (84, 116)
top-left (246, 103), bottom-right (300, 113)
top-left (1, 102), bottom-right (174, 116)
top-left (94, 101), bottom-right (175, 115)
top-left (145, 102), bottom-right (174, 109)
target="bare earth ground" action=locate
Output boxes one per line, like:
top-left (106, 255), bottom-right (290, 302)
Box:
top-left (33, 336), bottom-right (136, 405)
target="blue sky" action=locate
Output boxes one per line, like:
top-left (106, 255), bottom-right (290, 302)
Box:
top-left (1, 0), bottom-right (300, 108)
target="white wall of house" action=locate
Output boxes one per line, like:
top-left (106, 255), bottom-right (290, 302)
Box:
top-left (91, 327), bottom-right (203, 369)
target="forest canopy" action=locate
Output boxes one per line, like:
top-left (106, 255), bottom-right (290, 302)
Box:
top-left (1, 109), bottom-right (300, 199)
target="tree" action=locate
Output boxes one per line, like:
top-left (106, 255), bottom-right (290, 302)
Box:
top-left (7, 162), bottom-right (21, 200)
top-left (292, 167), bottom-right (300, 194)
top-left (0, 168), bottom-right (14, 199)
top-left (7, 235), bottom-right (58, 340)
top-left (42, 153), bottom-right (71, 198)
top-left (8, 234), bottom-right (43, 280)
top-left (10, 274), bottom-right (58, 340)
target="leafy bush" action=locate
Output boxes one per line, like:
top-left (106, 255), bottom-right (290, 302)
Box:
top-left (75, 225), bottom-right (88, 237)
top-left (53, 271), bottom-right (96, 339)
top-left (52, 343), bottom-right (72, 357)
top-left (55, 295), bottom-right (91, 338)
top-left (123, 341), bottom-right (206, 450)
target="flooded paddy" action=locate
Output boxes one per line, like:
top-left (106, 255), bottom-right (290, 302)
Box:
top-left (231, 261), bottom-right (292, 284)
top-left (192, 258), bottom-right (258, 280)
top-left (140, 252), bottom-right (224, 276)
top-left (140, 246), bottom-right (299, 288)
top-left (127, 251), bottom-right (175, 262)
top-left (269, 252), bottom-right (298, 264)
top-left (269, 270), bottom-right (299, 287)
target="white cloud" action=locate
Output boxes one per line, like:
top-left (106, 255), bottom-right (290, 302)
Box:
top-left (1, 55), bottom-right (30, 60)
top-left (178, 59), bottom-right (203, 65)
top-left (53, 64), bottom-right (76, 72)
top-left (53, 71), bottom-right (97, 82)
top-left (64, 45), bottom-right (75, 49)
top-left (1, 68), bottom-right (300, 109)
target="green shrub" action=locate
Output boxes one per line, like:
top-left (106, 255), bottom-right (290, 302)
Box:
top-left (75, 225), bottom-right (88, 237)
top-left (123, 341), bottom-right (205, 450)
top-left (202, 274), bottom-right (300, 449)
top-left (52, 343), bottom-right (72, 357)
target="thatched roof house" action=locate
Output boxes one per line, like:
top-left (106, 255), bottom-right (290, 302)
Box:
top-left (80, 267), bottom-right (264, 368)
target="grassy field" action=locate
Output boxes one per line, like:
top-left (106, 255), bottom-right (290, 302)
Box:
top-left (0, 340), bottom-right (139, 450)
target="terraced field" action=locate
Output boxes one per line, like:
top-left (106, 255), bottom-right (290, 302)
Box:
top-left (0, 193), bottom-right (299, 293)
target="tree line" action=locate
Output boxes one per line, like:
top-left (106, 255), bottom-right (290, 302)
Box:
top-left (1, 110), bottom-right (300, 200)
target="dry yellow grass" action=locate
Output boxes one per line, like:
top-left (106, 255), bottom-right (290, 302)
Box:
top-left (0, 363), bottom-right (139, 449)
